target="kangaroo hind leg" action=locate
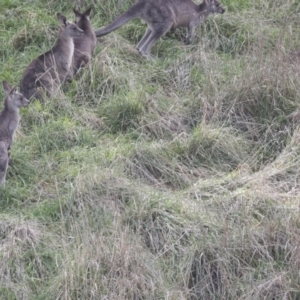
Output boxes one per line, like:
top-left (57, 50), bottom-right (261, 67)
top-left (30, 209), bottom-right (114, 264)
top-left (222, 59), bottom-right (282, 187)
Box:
top-left (0, 144), bottom-right (9, 187)
top-left (137, 28), bottom-right (152, 52)
top-left (138, 22), bottom-right (173, 58)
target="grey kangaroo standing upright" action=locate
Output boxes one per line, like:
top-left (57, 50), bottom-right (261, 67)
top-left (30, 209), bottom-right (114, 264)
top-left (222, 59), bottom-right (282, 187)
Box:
top-left (0, 81), bottom-right (29, 186)
top-left (20, 13), bottom-right (84, 100)
top-left (94, 0), bottom-right (225, 58)
top-left (72, 7), bottom-right (97, 74)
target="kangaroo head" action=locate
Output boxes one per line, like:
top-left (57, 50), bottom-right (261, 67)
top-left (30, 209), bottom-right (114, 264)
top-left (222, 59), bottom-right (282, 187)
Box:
top-left (2, 81), bottom-right (29, 110)
top-left (73, 7), bottom-right (92, 30)
top-left (204, 0), bottom-right (225, 14)
top-left (57, 12), bottom-right (84, 38)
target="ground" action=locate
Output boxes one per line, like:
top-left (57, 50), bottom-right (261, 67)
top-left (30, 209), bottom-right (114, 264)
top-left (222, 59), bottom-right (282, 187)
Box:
top-left (0, 0), bottom-right (300, 299)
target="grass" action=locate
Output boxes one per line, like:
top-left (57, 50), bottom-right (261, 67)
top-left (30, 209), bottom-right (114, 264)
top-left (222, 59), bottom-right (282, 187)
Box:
top-left (1, 0), bottom-right (300, 298)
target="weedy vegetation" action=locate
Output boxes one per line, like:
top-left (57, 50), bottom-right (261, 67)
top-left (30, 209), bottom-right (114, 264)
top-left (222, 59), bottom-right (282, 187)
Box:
top-left (1, 0), bottom-right (300, 299)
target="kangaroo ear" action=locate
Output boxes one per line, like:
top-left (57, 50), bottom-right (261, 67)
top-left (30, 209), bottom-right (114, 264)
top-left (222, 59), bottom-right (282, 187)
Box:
top-left (73, 8), bottom-right (81, 18)
top-left (2, 81), bottom-right (12, 95)
top-left (57, 13), bottom-right (67, 26)
top-left (11, 87), bottom-right (18, 95)
top-left (84, 7), bottom-right (92, 17)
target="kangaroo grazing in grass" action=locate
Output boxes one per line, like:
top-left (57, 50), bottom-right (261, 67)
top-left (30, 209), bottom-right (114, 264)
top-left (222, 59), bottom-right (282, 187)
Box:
top-left (72, 7), bottom-right (97, 75)
top-left (0, 81), bottom-right (29, 186)
top-left (20, 13), bottom-right (84, 100)
top-left (95, 0), bottom-right (225, 58)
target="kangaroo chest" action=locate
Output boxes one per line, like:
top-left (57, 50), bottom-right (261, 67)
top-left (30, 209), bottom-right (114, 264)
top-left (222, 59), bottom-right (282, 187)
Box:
top-left (65, 41), bottom-right (74, 68)
top-left (7, 116), bottom-right (19, 138)
top-left (61, 41), bottom-right (74, 69)
top-left (53, 40), bottom-right (74, 72)
top-left (0, 113), bottom-right (19, 146)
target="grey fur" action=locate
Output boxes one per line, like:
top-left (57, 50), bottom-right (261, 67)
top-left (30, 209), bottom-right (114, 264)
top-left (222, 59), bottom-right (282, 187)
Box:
top-left (72, 7), bottom-right (97, 74)
top-left (20, 13), bottom-right (84, 100)
top-left (0, 81), bottom-right (29, 186)
top-left (95, 0), bottom-right (225, 58)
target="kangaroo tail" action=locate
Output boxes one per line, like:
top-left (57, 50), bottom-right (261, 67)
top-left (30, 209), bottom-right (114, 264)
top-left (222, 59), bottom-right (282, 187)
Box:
top-left (95, 2), bottom-right (144, 37)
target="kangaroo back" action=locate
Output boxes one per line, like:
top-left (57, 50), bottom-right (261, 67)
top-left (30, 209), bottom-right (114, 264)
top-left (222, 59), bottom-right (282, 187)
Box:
top-left (20, 54), bottom-right (56, 100)
top-left (95, 1), bottom-right (145, 37)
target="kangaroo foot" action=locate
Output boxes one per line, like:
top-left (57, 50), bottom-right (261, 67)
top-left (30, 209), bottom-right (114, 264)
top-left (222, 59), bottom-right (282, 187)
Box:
top-left (137, 48), bottom-right (155, 60)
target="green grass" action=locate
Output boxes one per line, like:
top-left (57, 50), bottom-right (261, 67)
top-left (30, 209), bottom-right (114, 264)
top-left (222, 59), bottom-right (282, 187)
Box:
top-left (1, 0), bottom-right (300, 298)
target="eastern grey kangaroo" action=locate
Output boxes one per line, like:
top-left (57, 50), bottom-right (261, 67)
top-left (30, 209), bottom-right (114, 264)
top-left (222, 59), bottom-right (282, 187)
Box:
top-left (0, 81), bottom-right (29, 186)
top-left (72, 7), bottom-right (97, 74)
top-left (20, 13), bottom-right (84, 100)
top-left (94, 0), bottom-right (225, 58)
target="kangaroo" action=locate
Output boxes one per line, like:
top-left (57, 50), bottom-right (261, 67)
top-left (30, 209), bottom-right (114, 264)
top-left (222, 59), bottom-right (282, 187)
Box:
top-left (94, 0), bottom-right (225, 58)
top-left (72, 7), bottom-right (97, 75)
top-left (0, 81), bottom-right (29, 186)
top-left (20, 13), bottom-right (84, 101)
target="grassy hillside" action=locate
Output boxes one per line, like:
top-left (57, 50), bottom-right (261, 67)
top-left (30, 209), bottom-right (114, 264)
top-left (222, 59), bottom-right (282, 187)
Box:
top-left (1, 0), bottom-right (300, 299)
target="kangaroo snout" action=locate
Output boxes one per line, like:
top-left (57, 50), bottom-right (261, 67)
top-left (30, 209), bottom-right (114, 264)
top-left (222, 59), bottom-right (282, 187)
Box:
top-left (76, 28), bottom-right (84, 36)
top-left (23, 96), bottom-right (30, 106)
top-left (218, 7), bottom-right (225, 14)
top-left (68, 23), bottom-right (84, 37)
top-left (214, 0), bottom-right (225, 14)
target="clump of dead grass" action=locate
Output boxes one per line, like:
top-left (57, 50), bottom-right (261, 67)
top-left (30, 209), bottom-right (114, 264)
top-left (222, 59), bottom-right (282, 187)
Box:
top-left (45, 226), bottom-right (169, 299)
top-left (0, 217), bottom-right (54, 299)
